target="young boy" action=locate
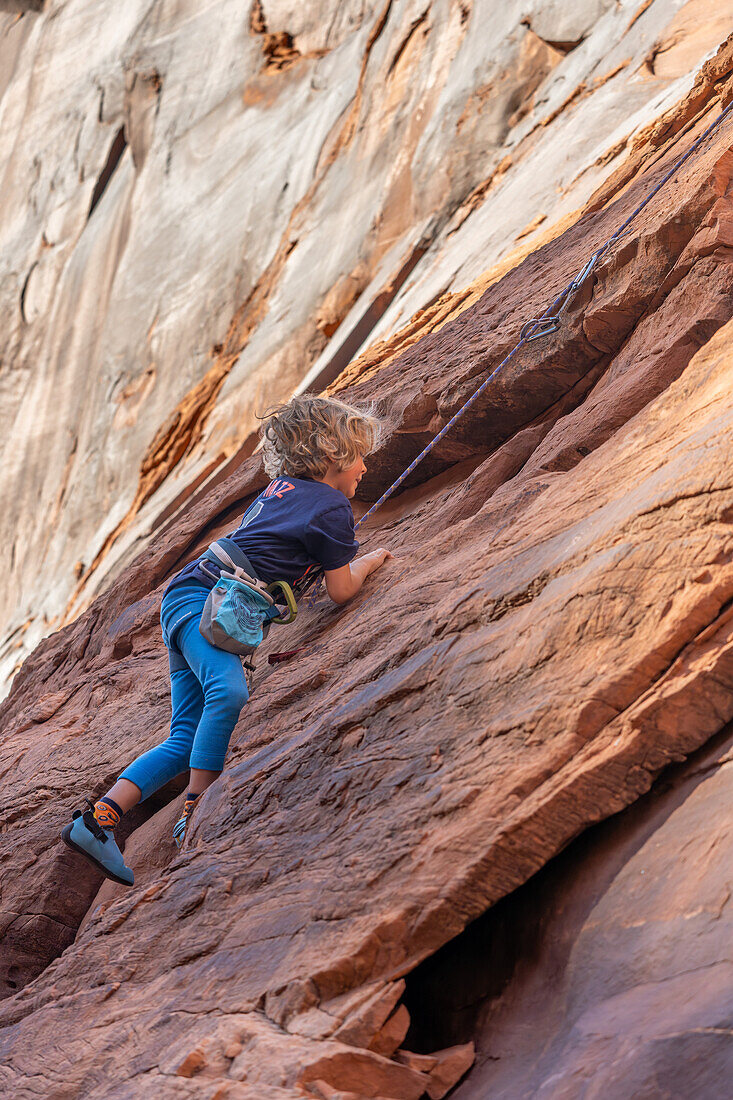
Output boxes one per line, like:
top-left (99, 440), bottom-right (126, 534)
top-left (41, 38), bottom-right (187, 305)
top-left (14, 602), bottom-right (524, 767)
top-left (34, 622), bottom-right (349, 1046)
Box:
top-left (62, 396), bottom-right (393, 886)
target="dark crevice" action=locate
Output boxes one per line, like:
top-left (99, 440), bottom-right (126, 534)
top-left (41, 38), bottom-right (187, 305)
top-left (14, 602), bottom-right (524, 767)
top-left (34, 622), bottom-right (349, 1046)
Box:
top-left (402, 723), bottom-right (733, 1083)
top-left (19, 261), bottom-right (36, 323)
top-left (386, 7), bottom-right (430, 77)
top-left (87, 125), bottom-right (127, 220)
top-left (520, 18), bottom-right (584, 55)
top-left (538, 34), bottom-right (584, 55)
top-left (305, 239), bottom-right (430, 395)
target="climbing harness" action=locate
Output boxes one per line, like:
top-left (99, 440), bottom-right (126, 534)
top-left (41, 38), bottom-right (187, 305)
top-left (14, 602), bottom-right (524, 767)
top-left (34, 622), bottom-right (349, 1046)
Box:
top-left (197, 538), bottom-right (297, 663)
top-left (291, 94), bottom-right (733, 609)
top-left (199, 538), bottom-right (298, 624)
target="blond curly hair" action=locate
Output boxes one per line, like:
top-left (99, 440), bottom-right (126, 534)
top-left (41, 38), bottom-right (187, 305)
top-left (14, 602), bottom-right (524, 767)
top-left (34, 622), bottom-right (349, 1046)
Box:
top-left (259, 395), bottom-right (383, 479)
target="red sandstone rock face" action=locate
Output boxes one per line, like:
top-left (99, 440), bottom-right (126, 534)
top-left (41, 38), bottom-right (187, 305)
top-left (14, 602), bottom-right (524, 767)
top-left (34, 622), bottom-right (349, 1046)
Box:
top-left (1, 49), bottom-right (733, 1100)
top-left (444, 727), bottom-right (733, 1099)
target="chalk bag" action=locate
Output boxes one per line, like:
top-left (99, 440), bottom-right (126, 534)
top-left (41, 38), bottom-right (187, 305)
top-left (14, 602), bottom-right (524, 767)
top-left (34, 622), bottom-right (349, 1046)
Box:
top-left (199, 574), bottom-right (275, 656)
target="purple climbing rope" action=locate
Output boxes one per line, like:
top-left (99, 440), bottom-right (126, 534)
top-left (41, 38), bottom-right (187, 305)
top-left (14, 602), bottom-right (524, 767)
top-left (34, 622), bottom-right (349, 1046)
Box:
top-left (299, 94), bottom-right (733, 600)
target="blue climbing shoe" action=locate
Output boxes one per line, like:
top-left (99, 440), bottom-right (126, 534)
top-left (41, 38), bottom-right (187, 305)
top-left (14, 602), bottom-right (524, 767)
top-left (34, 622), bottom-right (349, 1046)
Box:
top-left (172, 812), bottom-right (188, 849)
top-left (61, 801), bottom-right (134, 887)
top-left (172, 793), bottom-right (199, 850)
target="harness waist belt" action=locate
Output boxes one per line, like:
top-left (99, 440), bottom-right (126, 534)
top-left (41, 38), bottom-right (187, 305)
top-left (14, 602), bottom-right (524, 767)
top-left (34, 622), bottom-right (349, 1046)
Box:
top-left (199, 537), bottom-right (260, 584)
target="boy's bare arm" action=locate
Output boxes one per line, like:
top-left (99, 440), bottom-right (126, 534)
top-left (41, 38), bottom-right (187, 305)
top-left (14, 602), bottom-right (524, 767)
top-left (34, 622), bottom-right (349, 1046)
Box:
top-left (324, 548), bottom-right (394, 604)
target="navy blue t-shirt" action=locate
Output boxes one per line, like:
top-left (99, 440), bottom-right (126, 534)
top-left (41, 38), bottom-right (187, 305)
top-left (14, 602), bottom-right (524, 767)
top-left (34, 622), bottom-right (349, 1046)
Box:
top-left (163, 476), bottom-right (359, 595)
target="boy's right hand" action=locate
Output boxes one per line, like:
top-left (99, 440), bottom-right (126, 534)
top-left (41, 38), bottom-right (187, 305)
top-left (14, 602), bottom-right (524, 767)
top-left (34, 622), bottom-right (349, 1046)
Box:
top-left (324, 547), bottom-right (394, 604)
top-left (365, 547), bottom-right (394, 573)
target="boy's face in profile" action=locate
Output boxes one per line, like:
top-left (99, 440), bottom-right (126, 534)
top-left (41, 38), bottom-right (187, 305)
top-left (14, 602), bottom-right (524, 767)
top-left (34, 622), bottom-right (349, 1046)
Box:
top-left (326, 456), bottom-right (367, 499)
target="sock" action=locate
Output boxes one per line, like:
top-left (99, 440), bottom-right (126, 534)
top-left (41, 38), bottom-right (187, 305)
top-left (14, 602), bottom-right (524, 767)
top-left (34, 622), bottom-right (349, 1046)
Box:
top-left (93, 796), bottom-right (123, 830)
top-left (180, 791), bottom-right (200, 819)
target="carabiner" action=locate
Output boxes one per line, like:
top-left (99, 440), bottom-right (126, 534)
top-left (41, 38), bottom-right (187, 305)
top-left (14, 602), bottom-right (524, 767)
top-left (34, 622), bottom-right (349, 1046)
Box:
top-left (520, 315), bottom-right (561, 341)
top-left (266, 580), bottom-right (298, 625)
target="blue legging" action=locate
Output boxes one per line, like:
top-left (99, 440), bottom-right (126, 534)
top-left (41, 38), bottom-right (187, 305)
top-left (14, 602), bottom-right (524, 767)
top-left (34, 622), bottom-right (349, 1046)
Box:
top-left (118, 582), bottom-right (249, 801)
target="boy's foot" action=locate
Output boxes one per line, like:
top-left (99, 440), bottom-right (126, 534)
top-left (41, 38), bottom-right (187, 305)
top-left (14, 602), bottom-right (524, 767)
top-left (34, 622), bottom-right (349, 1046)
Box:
top-left (61, 801), bottom-right (134, 887)
top-left (172, 792), bottom-right (200, 849)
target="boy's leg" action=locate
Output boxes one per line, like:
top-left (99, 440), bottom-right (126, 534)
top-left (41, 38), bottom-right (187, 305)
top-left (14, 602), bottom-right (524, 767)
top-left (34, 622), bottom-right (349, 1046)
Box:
top-left (175, 615), bottom-right (249, 774)
top-left (114, 655), bottom-right (205, 804)
top-left (169, 618), bottom-right (249, 846)
top-left (61, 654), bottom-right (205, 886)
top-left (98, 779), bottom-right (143, 816)
top-left (188, 767), bottom-right (222, 796)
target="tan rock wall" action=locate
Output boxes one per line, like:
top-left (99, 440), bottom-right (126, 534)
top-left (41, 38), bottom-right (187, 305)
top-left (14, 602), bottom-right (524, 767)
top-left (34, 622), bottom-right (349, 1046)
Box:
top-left (3, 0), bottom-right (733, 703)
